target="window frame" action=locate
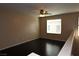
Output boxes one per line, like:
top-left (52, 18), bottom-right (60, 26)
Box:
top-left (46, 19), bottom-right (62, 34)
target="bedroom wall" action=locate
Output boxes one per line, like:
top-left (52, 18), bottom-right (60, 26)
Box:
top-left (39, 12), bottom-right (78, 41)
top-left (0, 7), bottom-right (39, 49)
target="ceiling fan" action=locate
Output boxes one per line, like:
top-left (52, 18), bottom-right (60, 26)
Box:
top-left (40, 9), bottom-right (51, 15)
top-left (39, 9), bottom-right (52, 17)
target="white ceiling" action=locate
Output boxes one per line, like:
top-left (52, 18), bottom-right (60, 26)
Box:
top-left (1, 3), bottom-right (79, 16)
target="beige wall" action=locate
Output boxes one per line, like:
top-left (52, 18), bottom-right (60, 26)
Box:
top-left (39, 12), bottom-right (78, 41)
top-left (0, 7), bottom-right (39, 49)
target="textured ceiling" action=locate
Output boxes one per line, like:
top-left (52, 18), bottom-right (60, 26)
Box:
top-left (0, 3), bottom-right (79, 16)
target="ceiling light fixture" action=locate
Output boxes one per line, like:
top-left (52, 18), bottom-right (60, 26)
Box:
top-left (39, 9), bottom-right (51, 17)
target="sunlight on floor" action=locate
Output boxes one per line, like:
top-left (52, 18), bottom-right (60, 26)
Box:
top-left (46, 43), bottom-right (61, 56)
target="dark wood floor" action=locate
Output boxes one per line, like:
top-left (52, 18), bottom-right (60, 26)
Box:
top-left (0, 38), bottom-right (65, 56)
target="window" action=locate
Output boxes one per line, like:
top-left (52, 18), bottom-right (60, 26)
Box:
top-left (78, 26), bottom-right (79, 36)
top-left (78, 17), bottom-right (79, 36)
top-left (47, 19), bottom-right (61, 34)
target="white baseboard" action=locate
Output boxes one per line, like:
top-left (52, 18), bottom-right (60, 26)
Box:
top-left (0, 39), bottom-right (36, 51)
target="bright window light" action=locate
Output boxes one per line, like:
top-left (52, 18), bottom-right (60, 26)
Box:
top-left (47, 19), bottom-right (61, 34)
top-left (78, 26), bottom-right (79, 36)
top-left (78, 17), bottom-right (79, 36)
